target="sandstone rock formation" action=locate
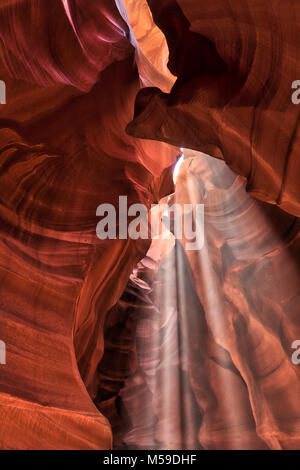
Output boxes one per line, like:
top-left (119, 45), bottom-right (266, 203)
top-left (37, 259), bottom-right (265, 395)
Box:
top-left (128, 0), bottom-right (300, 216)
top-left (0, 0), bottom-right (177, 449)
top-left (96, 153), bottom-right (300, 449)
top-left (0, 0), bottom-right (299, 450)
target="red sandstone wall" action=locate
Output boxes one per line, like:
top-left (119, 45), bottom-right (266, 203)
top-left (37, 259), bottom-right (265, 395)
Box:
top-left (0, 0), bottom-right (299, 450)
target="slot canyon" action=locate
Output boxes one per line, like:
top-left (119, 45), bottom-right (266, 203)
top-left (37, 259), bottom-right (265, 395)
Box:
top-left (0, 0), bottom-right (299, 450)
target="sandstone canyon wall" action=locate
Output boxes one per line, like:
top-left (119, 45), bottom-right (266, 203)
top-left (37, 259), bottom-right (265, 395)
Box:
top-left (0, 0), bottom-right (299, 450)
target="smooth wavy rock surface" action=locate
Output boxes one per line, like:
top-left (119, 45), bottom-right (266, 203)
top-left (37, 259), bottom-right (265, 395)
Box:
top-left (0, 0), bottom-right (177, 449)
top-left (0, 0), bottom-right (299, 450)
top-left (128, 0), bottom-right (300, 216)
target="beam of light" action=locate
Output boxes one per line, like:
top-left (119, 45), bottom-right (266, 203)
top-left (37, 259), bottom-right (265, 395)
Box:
top-left (172, 154), bottom-right (184, 185)
top-left (173, 151), bottom-right (300, 450)
top-left (119, 150), bottom-right (300, 450)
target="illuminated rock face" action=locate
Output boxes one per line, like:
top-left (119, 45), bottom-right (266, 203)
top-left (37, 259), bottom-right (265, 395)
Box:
top-left (0, 0), bottom-right (299, 450)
